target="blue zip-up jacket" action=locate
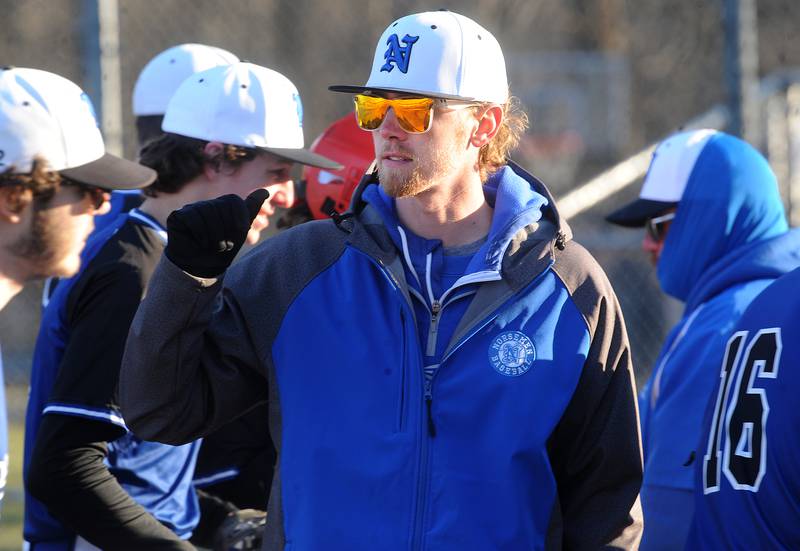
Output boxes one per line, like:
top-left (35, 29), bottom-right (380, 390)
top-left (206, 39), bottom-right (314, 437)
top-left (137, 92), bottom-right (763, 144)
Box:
top-left (119, 162), bottom-right (643, 550)
top-left (638, 133), bottom-right (800, 550)
top-left (362, 166), bottom-right (550, 392)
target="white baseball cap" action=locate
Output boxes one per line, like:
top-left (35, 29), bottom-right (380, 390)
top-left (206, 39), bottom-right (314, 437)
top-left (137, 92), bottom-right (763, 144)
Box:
top-left (133, 43), bottom-right (239, 116)
top-left (606, 129), bottom-right (719, 227)
top-left (330, 10), bottom-right (508, 103)
top-left (0, 67), bottom-right (155, 190)
top-left (162, 62), bottom-right (340, 169)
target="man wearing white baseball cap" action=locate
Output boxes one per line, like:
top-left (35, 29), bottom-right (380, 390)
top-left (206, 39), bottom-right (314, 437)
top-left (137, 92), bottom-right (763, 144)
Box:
top-left (120, 10), bottom-right (643, 549)
top-left (606, 129), bottom-right (800, 550)
top-left (71, 43), bottom-right (241, 248)
top-left (24, 61), bottom-right (334, 550)
top-left (0, 66), bottom-right (155, 313)
top-left (0, 66), bottom-right (153, 516)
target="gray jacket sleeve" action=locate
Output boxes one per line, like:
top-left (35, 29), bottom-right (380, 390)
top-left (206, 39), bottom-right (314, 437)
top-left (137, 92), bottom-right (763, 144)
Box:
top-left (119, 255), bottom-right (267, 444)
top-left (548, 241), bottom-right (644, 550)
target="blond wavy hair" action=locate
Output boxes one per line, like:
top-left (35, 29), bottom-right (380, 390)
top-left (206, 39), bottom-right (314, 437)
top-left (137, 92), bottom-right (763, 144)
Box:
top-left (475, 96), bottom-right (529, 182)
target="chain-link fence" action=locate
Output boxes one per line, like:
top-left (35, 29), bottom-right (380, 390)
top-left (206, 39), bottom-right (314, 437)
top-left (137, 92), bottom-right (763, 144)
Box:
top-left (1, 0), bottom-right (800, 398)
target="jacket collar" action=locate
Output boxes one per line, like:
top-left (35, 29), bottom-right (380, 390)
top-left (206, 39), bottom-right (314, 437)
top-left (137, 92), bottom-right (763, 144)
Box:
top-left (341, 161), bottom-right (572, 292)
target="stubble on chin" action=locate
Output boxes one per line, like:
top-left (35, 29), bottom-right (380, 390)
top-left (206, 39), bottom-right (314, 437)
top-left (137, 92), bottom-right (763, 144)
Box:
top-left (378, 161), bottom-right (428, 199)
top-left (6, 206), bottom-right (88, 280)
top-left (377, 117), bottom-right (469, 199)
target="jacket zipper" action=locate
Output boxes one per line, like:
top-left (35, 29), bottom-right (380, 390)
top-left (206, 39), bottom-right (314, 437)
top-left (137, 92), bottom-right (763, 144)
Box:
top-left (425, 300), bottom-right (441, 357)
top-left (355, 245), bottom-right (554, 550)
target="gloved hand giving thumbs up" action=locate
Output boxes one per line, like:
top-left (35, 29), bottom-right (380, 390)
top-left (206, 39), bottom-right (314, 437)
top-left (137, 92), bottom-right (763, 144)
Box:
top-left (165, 189), bottom-right (269, 278)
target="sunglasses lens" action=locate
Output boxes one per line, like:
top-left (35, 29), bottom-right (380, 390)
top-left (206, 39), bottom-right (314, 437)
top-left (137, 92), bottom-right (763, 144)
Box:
top-left (354, 95), bottom-right (389, 131)
top-left (353, 96), bottom-right (435, 133)
top-left (394, 98), bottom-right (434, 133)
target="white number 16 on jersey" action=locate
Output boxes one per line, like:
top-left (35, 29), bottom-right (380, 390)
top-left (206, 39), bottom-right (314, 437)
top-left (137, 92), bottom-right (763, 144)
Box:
top-left (703, 328), bottom-right (782, 494)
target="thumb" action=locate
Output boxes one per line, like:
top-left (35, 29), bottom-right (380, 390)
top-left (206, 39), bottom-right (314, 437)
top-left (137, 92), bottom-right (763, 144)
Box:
top-left (244, 189), bottom-right (270, 224)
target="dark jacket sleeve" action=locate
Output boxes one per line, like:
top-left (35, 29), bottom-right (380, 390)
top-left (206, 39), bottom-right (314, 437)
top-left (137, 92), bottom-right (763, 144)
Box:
top-left (26, 415), bottom-right (193, 550)
top-left (549, 241), bottom-right (643, 550)
top-left (119, 256), bottom-right (268, 445)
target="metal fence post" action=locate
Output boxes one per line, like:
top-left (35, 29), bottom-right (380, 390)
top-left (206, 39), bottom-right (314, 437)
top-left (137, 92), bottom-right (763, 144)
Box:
top-left (766, 92), bottom-right (790, 209)
top-left (82, 0), bottom-right (123, 156)
top-left (722, 0), bottom-right (761, 147)
top-left (787, 84), bottom-right (800, 226)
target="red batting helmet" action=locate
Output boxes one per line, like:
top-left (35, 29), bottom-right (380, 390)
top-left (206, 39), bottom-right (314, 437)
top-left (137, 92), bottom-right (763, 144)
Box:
top-left (303, 114), bottom-right (374, 220)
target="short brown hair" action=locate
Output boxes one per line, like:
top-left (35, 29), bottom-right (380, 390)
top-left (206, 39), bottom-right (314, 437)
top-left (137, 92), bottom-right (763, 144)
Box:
top-left (135, 115), bottom-right (165, 150)
top-left (0, 157), bottom-right (62, 212)
top-left (138, 133), bottom-right (257, 197)
top-left (476, 96), bottom-right (529, 182)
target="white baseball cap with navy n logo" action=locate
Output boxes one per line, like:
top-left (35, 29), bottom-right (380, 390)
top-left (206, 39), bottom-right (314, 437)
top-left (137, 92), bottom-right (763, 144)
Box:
top-left (330, 10), bottom-right (509, 104)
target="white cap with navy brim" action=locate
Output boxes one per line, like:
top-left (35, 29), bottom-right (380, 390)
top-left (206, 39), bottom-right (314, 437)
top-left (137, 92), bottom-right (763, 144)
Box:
top-left (0, 67), bottom-right (155, 190)
top-left (162, 62), bottom-right (340, 170)
top-left (330, 10), bottom-right (509, 103)
top-left (606, 129), bottom-right (718, 227)
top-left (133, 43), bottom-right (239, 117)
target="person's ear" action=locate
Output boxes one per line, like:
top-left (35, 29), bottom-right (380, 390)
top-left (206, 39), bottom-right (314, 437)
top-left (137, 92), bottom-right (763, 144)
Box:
top-left (0, 186), bottom-right (33, 222)
top-left (470, 105), bottom-right (504, 148)
top-left (202, 142), bottom-right (226, 181)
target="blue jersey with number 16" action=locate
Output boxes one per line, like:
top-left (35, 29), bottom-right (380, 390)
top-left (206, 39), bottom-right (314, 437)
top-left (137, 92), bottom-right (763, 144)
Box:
top-left (687, 266), bottom-right (800, 550)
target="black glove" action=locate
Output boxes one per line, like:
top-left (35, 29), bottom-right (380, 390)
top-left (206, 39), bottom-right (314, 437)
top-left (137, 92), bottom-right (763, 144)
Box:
top-left (165, 189), bottom-right (269, 278)
top-left (213, 509), bottom-right (267, 551)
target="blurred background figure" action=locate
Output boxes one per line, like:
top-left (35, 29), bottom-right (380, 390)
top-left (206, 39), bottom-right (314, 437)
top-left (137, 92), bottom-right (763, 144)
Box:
top-left (0, 65), bottom-right (154, 515)
top-left (133, 43), bottom-right (240, 148)
top-left (686, 265), bottom-right (800, 550)
top-left (42, 43), bottom-right (241, 307)
top-left (278, 113), bottom-right (375, 228)
top-left (606, 129), bottom-right (800, 550)
top-left (97, 44), bottom-right (241, 244)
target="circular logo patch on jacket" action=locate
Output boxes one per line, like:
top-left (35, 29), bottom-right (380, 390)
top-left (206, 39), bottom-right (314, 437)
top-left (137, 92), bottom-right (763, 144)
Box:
top-left (489, 331), bottom-right (536, 377)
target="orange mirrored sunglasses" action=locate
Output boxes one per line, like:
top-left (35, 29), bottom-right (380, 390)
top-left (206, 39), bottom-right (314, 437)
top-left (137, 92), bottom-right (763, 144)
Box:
top-left (353, 94), bottom-right (477, 134)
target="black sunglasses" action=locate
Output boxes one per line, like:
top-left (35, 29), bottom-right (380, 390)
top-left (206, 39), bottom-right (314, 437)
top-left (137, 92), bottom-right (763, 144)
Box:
top-left (645, 212), bottom-right (676, 242)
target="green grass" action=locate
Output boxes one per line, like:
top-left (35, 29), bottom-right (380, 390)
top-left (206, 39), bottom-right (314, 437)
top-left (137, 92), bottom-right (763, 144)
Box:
top-left (0, 416), bottom-right (24, 550)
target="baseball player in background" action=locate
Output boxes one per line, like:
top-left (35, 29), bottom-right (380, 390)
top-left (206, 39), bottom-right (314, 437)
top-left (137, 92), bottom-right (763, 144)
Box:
top-left (0, 66), bottom-right (154, 513)
top-left (133, 43), bottom-right (300, 535)
top-left (686, 265), bottom-right (800, 549)
top-left (107, 43), bottom-right (242, 233)
top-left (606, 129), bottom-right (800, 550)
top-left (41, 43), bottom-right (242, 310)
top-left (23, 62), bottom-right (337, 550)
top-left (133, 44), bottom-right (295, 243)
top-left (120, 10), bottom-right (643, 549)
